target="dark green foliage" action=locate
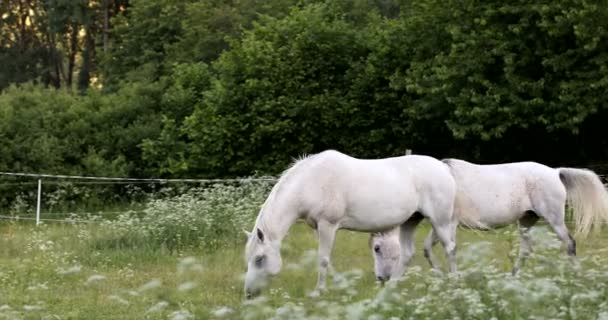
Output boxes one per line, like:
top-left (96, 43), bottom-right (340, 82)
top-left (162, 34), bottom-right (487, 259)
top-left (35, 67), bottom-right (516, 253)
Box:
top-left (182, 3), bottom-right (374, 175)
top-left (141, 63), bottom-right (212, 176)
top-left (99, 0), bottom-right (189, 89)
top-left (1, 0), bottom-right (607, 193)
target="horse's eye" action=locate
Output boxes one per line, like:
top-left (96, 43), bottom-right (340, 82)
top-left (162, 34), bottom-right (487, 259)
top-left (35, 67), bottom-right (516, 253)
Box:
top-left (374, 245), bottom-right (381, 254)
top-left (254, 255), bottom-right (266, 267)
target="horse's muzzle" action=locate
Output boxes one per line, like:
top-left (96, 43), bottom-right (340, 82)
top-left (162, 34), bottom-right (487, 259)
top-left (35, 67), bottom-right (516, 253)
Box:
top-left (377, 275), bottom-right (390, 285)
top-left (245, 288), bottom-right (261, 300)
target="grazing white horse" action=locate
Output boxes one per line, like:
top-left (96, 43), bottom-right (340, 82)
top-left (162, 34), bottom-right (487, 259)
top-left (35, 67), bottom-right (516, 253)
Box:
top-left (370, 159), bottom-right (608, 281)
top-left (243, 150), bottom-right (458, 298)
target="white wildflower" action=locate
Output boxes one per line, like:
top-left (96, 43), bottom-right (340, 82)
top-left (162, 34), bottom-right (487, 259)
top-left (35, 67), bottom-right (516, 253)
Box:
top-left (177, 281), bottom-right (197, 292)
top-left (85, 274), bottom-right (106, 285)
top-left (138, 279), bottom-right (162, 292)
top-left (169, 310), bottom-right (194, 320)
top-left (177, 256), bottom-right (203, 274)
top-left (146, 301), bottom-right (169, 314)
top-left (212, 306), bottom-right (234, 318)
top-left (127, 290), bottom-right (140, 297)
top-left (27, 283), bottom-right (49, 291)
top-left (23, 305), bottom-right (44, 311)
top-left (108, 295), bottom-right (129, 306)
top-left (57, 265), bottom-right (82, 275)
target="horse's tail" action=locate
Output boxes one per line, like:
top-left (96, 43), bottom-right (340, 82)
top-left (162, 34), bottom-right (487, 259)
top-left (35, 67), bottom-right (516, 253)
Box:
top-left (558, 168), bottom-right (608, 237)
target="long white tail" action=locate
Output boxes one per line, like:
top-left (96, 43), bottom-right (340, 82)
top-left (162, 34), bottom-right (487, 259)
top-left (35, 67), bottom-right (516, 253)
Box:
top-left (558, 168), bottom-right (608, 236)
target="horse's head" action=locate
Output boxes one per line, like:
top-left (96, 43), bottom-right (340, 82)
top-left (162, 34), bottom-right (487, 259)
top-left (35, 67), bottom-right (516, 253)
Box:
top-left (243, 228), bottom-right (282, 299)
top-left (369, 230), bottom-right (401, 284)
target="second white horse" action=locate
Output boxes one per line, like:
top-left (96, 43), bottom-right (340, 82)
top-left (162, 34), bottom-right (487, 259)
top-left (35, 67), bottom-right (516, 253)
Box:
top-left (370, 159), bottom-right (608, 281)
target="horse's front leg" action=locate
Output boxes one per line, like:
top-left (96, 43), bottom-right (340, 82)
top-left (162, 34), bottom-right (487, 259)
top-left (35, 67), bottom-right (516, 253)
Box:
top-left (392, 216), bottom-right (423, 280)
top-left (512, 213), bottom-right (539, 275)
top-left (310, 220), bottom-right (338, 297)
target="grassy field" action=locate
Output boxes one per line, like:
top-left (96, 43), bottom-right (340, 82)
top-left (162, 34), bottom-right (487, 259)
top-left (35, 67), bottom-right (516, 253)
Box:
top-left (2, 218), bottom-right (608, 320)
top-left (1, 183), bottom-right (608, 319)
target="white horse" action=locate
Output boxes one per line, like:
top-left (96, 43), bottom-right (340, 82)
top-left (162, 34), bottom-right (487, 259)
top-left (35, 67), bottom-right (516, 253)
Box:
top-left (370, 159), bottom-right (608, 281)
top-left (243, 150), bottom-right (458, 298)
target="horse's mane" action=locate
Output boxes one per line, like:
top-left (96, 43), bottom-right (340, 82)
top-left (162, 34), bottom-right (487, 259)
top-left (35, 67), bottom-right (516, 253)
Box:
top-left (245, 153), bottom-right (315, 259)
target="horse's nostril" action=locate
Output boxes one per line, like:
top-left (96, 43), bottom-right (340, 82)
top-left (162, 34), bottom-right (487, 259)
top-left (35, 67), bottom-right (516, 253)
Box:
top-left (245, 289), bottom-right (261, 300)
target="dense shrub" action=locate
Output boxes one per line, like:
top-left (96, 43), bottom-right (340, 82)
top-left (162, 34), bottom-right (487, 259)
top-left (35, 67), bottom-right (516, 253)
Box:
top-left (95, 181), bottom-right (272, 253)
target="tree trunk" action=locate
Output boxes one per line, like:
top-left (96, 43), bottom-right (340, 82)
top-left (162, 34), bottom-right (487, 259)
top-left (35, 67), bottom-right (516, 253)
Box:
top-left (103, 0), bottom-right (109, 52)
top-left (78, 27), bottom-right (94, 92)
top-left (67, 24), bottom-right (79, 88)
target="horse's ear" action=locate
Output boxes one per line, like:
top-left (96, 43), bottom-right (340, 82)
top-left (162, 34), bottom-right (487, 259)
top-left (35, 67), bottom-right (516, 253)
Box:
top-left (256, 228), bottom-right (265, 243)
top-left (243, 229), bottom-right (252, 239)
top-left (368, 233), bottom-right (376, 248)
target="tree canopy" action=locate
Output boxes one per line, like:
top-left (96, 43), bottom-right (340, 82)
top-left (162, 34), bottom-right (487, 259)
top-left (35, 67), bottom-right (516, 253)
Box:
top-left (1, 0), bottom-right (607, 181)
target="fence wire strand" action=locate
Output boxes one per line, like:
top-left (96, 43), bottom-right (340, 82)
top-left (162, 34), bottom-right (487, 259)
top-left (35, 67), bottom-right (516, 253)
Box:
top-left (0, 214), bottom-right (101, 224)
top-left (0, 171), bottom-right (277, 183)
top-left (0, 170), bottom-right (605, 225)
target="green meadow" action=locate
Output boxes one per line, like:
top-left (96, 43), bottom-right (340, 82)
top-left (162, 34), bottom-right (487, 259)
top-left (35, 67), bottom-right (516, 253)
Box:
top-left (1, 184), bottom-right (608, 319)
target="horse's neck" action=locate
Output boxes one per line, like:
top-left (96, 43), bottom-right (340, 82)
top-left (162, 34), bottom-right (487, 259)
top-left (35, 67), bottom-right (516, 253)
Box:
top-left (256, 157), bottom-right (311, 244)
top-left (257, 195), bottom-right (299, 244)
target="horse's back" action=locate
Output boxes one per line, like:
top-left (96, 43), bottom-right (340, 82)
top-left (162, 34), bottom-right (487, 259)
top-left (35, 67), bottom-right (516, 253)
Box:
top-left (443, 159), bottom-right (565, 226)
top-left (310, 151), bottom-right (451, 187)
top-left (444, 158), bottom-right (560, 185)
top-left (345, 154), bottom-right (455, 199)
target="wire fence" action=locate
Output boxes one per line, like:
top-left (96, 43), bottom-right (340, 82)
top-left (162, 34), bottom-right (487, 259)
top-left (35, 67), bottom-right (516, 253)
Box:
top-left (0, 171), bottom-right (278, 225)
top-left (0, 171), bottom-right (278, 183)
top-left (0, 168), bottom-right (606, 226)
top-left (0, 214), bottom-right (101, 224)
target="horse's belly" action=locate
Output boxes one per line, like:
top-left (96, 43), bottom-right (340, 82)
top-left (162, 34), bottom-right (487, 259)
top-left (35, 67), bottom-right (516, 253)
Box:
top-left (475, 210), bottom-right (526, 227)
top-left (460, 197), bottom-right (530, 228)
top-left (340, 197), bottom-right (417, 232)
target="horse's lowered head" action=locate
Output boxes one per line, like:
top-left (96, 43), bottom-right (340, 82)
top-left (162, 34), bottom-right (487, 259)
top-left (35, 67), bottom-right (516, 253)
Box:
top-left (243, 228), bottom-right (282, 299)
top-left (369, 230), bottom-right (401, 284)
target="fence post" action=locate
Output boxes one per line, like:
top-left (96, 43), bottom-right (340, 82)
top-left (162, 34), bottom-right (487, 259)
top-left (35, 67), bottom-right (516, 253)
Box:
top-left (36, 179), bottom-right (42, 226)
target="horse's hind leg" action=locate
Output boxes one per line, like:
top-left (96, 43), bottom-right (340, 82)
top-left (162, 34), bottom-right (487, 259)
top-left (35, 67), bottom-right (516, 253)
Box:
top-left (546, 214), bottom-right (576, 257)
top-left (311, 219), bottom-right (339, 297)
top-left (392, 214), bottom-right (424, 279)
top-left (426, 211), bottom-right (458, 273)
top-left (512, 211), bottom-right (539, 275)
top-left (423, 229), bottom-right (440, 270)
top-left (432, 222), bottom-right (457, 273)
top-left (537, 201), bottom-right (576, 257)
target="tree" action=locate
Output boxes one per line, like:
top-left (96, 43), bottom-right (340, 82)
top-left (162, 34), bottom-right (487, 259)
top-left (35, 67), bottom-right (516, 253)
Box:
top-left (0, 0), bottom-right (51, 89)
top-left (398, 0), bottom-right (608, 162)
top-left (181, 3), bottom-right (374, 175)
top-left (0, 0), bottom-right (126, 91)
